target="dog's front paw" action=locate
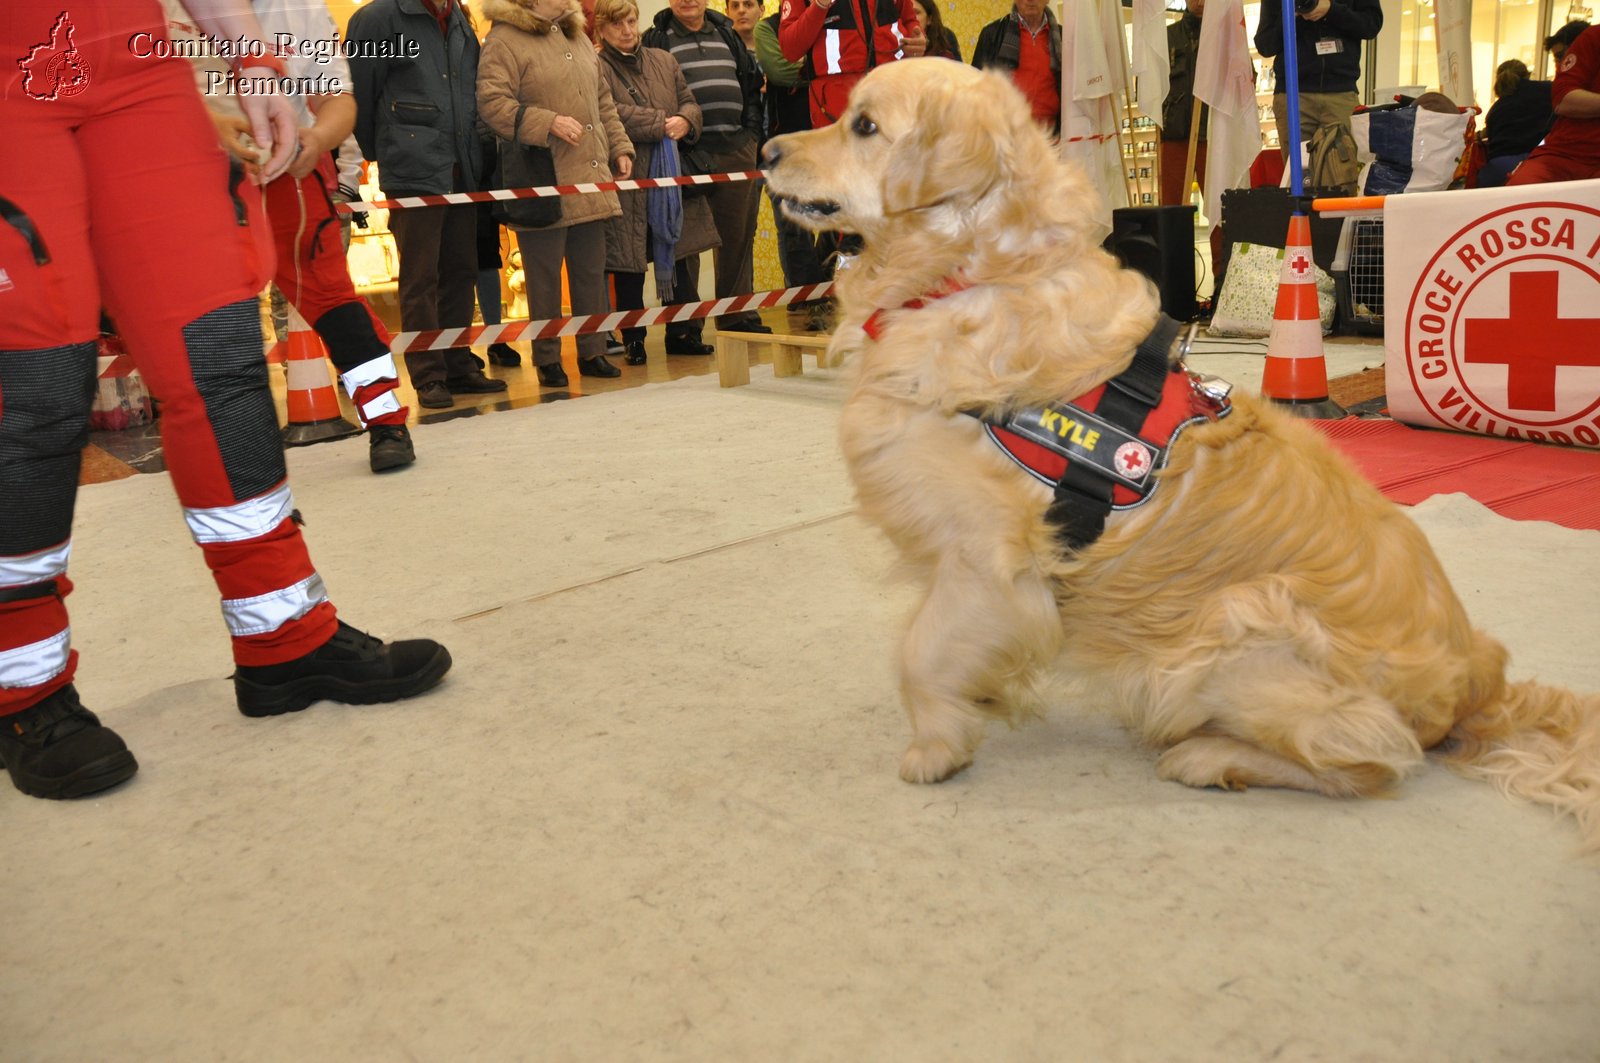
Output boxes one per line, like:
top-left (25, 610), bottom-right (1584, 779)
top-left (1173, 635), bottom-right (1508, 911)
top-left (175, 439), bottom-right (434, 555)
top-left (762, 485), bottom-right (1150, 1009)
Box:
top-left (899, 740), bottom-right (971, 784)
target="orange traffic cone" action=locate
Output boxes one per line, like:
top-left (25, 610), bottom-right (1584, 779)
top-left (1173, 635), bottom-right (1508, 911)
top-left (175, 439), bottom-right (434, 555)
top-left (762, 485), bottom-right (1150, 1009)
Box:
top-left (280, 307), bottom-right (362, 446)
top-left (1260, 214), bottom-right (1345, 419)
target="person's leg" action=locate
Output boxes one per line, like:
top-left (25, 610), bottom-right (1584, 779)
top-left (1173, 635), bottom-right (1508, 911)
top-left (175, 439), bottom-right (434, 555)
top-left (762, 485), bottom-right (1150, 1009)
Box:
top-left (1271, 93), bottom-right (1292, 160)
top-left (770, 186), bottom-right (829, 330)
top-left (565, 221), bottom-right (618, 374)
top-left (1158, 140), bottom-right (1188, 206)
top-left (1506, 151), bottom-right (1595, 186)
top-left (664, 253), bottom-right (712, 352)
top-left (437, 203), bottom-right (496, 386)
top-left (710, 140), bottom-right (764, 331)
top-left (0, 104), bottom-right (104, 729)
top-left (78, 57), bottom-right (446, 713)
top-left (516, 227), bottom-right (570, 371)
top-left (612, 270), bottom-right (647, 344)
top-left (386, 207), bottom-right (450, 391)
top-left (476, 268), bottom-right (503, 326)
top-left (262, 162), bottom-right (409, 432)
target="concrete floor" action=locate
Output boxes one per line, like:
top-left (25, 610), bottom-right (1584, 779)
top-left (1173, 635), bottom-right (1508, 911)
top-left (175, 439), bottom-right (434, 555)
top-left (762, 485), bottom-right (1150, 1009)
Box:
top-left (8, 352), bottom-right (1598, 1061)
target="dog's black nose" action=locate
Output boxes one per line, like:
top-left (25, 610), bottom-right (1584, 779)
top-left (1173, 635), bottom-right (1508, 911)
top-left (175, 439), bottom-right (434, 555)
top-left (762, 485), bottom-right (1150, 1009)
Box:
top-left (761, 140), bottom-right (782, 167)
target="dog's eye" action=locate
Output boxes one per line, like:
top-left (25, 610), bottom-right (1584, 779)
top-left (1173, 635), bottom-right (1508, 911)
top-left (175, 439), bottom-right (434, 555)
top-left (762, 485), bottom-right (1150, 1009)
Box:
top-left (850, 114), bottom-right (879, 137)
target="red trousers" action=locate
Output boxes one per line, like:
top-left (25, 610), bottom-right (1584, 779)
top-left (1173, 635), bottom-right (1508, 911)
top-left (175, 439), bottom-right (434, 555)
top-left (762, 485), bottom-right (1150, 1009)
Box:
top-left (1505, 150), bottom-right (1600, 186)
top-left (261, 159), bottom-right (406, 427)
top-left (0, 0), bottom-right (338, 714)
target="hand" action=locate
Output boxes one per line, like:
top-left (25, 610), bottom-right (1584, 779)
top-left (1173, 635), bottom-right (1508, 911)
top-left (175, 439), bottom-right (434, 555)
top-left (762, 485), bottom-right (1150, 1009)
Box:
top-left (900, 31), bottom-right (926, 57)
top-left (287, 125), bottom-right (326, 180)
top-left (1300, 0), bottom-right (1331, 21)
top-left (550, 115), bottom-right (585, 145)
top-left (210, 112), bottom-right (261, 176)
top-left (664, 115), bottom-right (691, 140)
top-left (237, 86), bottom-right (297, 184)
top-left (614, 155), bottom-right (634, 179)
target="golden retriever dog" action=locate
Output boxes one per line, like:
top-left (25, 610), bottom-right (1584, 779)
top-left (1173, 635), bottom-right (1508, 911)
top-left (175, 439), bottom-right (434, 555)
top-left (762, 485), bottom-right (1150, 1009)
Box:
top-left (763, 59), bottom-right (1599, 849)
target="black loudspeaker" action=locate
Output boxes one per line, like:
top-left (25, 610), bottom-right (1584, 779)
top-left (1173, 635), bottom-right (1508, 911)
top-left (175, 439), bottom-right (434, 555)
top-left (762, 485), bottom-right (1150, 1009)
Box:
top-left (1104, 205), bottom-right (1198, 322)
top-left (1216, 187), bottom-right (1345, 295)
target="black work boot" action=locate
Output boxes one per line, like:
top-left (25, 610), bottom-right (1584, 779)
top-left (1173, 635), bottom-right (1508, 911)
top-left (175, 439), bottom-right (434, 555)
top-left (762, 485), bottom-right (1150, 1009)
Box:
top-left (368, 423), bottom-right (416, 473)
top-left (233, 621), bottom-right (452, 717)
top-left (0, 685), bottom-right (139, 799)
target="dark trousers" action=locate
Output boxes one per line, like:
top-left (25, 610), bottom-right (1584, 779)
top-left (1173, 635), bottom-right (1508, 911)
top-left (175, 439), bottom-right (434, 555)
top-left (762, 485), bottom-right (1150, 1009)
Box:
top-left (610, 259), bottom-right (698, 344)
top-left (769, 188), bottom-right (829, 291)
top-left (684, 134), bottom-right (762, 327)
top-left (1157, 139), bottom-right (1223, 269)
top-left (516, 221), bottom-right (610, 367)
top-left (388, 202), bottom-right (479, 388)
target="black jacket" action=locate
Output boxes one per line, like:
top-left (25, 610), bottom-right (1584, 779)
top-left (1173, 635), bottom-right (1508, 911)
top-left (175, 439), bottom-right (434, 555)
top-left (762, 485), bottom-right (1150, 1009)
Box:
top-left (971, 11), bottom-right (1061, 80)
top-left (1254, 0), bottom-right (1382, 97)
top-left (1484, 79), bottom-right (1554, 158)
top-left (641, 8), bottom-right (764, 143)
top-left (1162, 12), bottom-right (1208, 142)
top-left (347, 0), bottom-right (483, 196)
top-left (971, 11), bottom-right (1062, 132)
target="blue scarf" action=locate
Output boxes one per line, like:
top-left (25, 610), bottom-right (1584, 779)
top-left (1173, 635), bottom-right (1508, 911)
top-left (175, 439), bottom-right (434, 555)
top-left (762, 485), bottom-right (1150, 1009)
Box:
top-left (647, 138), bottom-right (684, 302)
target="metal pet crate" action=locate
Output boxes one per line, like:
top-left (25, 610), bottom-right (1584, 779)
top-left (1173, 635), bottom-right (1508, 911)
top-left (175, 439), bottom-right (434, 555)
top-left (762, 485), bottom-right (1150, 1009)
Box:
top-left (1332, 216), bottom-right (1385, 335)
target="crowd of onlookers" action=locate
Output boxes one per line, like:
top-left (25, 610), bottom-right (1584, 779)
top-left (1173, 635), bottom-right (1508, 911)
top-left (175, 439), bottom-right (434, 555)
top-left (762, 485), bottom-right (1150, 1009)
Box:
top-left (262, 0), bottom-right (1600, 408)
top-left (335, 0), bottom-right (1126, 405)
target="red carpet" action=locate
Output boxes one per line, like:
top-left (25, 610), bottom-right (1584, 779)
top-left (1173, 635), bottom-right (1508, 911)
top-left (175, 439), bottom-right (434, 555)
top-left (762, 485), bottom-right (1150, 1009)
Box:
top-left (1312, 419), bottom-right (1600, 531)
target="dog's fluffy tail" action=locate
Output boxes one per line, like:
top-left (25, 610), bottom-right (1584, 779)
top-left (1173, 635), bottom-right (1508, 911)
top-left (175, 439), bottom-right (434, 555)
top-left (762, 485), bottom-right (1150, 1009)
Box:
top-left (1441, 632), bottom-right (1600, 851)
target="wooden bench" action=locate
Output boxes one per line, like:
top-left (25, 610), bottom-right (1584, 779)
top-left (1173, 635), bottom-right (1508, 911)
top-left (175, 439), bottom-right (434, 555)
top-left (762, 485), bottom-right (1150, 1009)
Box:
top-left (714, 330), bottom-right (835, 388)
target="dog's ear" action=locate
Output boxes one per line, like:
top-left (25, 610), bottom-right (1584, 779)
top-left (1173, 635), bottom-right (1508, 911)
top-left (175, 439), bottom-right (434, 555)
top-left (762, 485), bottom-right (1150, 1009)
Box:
top-left (881, 75), bottom-right (1013, 216)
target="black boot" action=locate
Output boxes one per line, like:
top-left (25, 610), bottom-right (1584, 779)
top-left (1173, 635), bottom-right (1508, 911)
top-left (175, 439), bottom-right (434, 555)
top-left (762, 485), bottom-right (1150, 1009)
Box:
top-left (536, 361), bottom-right (569, 388)
top-left (0, 685), bottom-right (138, 799)
top-left (624, 341), bottom-right (647, 366)
top-left (368, 423), bottom-right (416, 473)
top-left (233, 621), bottom-right (452, 717)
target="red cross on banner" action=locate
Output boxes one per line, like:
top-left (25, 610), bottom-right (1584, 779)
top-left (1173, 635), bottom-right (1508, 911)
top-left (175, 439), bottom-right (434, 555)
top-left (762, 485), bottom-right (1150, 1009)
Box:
top-left (1463, 270), bottom-right (1600, 412)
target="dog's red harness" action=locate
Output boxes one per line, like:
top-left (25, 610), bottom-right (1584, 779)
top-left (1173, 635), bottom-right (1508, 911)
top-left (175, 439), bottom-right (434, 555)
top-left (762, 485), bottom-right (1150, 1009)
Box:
top-left (864, 285), bottom-right (1232, 550)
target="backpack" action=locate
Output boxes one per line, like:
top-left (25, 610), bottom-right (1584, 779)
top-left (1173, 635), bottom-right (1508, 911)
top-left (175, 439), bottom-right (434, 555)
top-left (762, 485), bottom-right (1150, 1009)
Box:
top-left (1306, 122), bottom-right (1360, 194)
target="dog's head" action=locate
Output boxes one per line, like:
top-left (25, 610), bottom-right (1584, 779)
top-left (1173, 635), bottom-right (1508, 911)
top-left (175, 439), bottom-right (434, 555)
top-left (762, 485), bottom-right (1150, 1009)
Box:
top-left (765, 60), bottom-right (1079, 234)
top-left (766, 58), bottom-right (1156, 408)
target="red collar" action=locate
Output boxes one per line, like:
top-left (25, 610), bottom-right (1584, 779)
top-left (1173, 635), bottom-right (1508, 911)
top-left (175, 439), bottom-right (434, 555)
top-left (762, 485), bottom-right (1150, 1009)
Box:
top-left (862, 277), bottom-right (969, 340)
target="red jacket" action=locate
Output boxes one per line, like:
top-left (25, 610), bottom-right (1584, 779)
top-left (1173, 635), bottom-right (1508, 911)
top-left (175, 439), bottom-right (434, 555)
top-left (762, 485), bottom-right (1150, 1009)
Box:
top-left (1538, 25), bottom-right (1600, 166)
top-left (779, 0), bottom-right (920, 127)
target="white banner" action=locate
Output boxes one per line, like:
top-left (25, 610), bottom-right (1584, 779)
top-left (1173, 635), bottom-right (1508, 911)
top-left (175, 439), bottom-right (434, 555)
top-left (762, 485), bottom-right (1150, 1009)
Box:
top-left (1060, 0), bottom-right (1129, 239)
top-left (1432, 0), bottom-right (1475, 108)
top-left (1384, 180), bottom-right (1600, 448)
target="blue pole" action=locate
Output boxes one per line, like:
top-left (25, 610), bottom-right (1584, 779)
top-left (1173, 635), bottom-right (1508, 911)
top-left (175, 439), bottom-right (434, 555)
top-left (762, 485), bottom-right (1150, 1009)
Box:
top-left (1281, 0), bottom-right (1304, 197)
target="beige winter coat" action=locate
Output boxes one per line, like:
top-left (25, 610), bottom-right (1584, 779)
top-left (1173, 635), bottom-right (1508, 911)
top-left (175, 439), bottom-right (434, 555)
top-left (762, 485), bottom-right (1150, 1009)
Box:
top-left (597, 42), bottom-right (721, 273)
top-left (478, 0), bottom-right (634, 229)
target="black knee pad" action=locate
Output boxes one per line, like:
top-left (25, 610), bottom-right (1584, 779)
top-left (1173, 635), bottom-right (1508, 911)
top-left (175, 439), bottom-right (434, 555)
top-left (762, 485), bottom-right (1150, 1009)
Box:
top-left (313, 301), bottom-right (390, 373)
top-left (182, 298), bottom-right (286, 501)
top-left (0, 340), bottom-right (97, 555)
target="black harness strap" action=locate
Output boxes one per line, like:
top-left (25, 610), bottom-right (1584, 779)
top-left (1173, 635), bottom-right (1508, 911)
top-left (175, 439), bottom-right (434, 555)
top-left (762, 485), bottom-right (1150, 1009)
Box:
top-left (0, 195), bottom-right (51, 265)
top-left (1045, 314), bottom-right (1182, 551)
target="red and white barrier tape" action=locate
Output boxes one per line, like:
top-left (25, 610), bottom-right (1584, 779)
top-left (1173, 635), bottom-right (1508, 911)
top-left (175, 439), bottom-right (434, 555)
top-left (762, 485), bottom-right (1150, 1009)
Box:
top-left (342, 170), bottom-right (766, 213)
top-left (389, 282), bottom-right (833, 355)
